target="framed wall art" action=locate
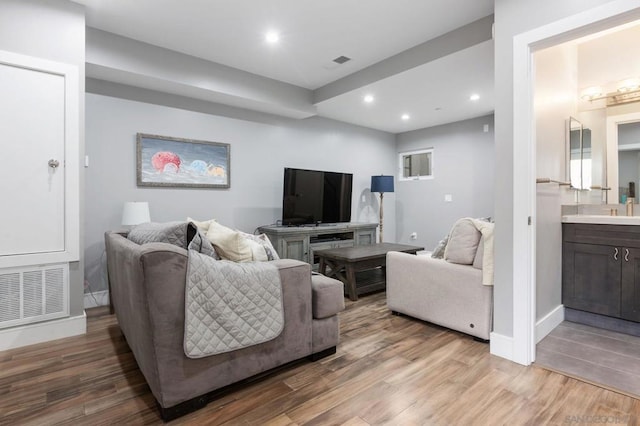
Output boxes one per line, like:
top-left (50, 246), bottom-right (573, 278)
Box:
top-left (136, 133), bottom-right (230, 189)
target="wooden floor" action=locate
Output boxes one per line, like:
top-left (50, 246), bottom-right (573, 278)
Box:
top-left (536, 321), bottom-right (640, 399)
top-left (2, 294), bottom-right (640, 425)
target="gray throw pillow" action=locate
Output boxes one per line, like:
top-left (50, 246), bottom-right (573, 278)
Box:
top-left (127, 221), bottom-right (219, 259)
top-left (431, 235), bottom-right (449, 259)
top-left (444, 218), bottom-right (481, 265)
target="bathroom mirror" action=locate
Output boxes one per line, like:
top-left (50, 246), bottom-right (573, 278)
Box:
top-left (606, 112), bottom-right (640, 204)
top-left (567, 117), bottom-right (592, 190)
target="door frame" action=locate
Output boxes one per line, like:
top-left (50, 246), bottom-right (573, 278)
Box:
top-left (512, 0), bottom-right (640, 365)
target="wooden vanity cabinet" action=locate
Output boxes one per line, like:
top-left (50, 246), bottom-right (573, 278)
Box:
top-left (621, 248), bottom-right (640, 322)
top-left (563, 223), bottom-right (640, 321)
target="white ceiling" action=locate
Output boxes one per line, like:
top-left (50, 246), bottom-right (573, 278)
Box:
top-left (73, 0), bottom-right (495, 133)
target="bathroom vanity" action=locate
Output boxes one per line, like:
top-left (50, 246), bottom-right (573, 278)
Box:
top-left (562, 215), bottom-right (640, 323)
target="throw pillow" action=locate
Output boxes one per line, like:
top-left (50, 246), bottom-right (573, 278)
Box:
top-left (431, 235), bottom-right (449, 259)
top-left (237, 231), bottom-right (281, 261)
top-left (187, 217), bottom-right (217, 233)
top-left (444, 218), bottom-right (481, 265)
top-left (128, 221), bottom-right (219, 259)
top-left (205, 221), bottom-right (253, 262)
top-left (127, 221), bottom-right (187, 247)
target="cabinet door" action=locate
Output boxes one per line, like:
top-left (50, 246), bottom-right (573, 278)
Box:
top-left (0, 62), bottom-right (64, 256)
top-left (621, 248), bottom-right (640, 322)
top-left (0, 51), bottom-right (78, 267)
top-left (280, 236), bottom-right (309, 263)
top-left (562, 242), bottom-right (621, 317)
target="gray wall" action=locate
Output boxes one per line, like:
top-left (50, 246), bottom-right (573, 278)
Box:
top-left (493, 0), bottom-right (619, 338)
top-left (0, 0), bottom-right (85, 316)
top-left (84, 91), bottom-right (396, 292)
top-left (395, 115), bottom-right (494, 250)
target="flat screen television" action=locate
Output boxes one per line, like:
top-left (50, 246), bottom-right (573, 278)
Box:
top-left (282, 167), bottom-right (353, 226)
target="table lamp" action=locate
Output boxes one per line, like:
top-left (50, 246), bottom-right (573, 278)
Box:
top-left (121, 201), bottom-right (151, 226)
top-left (371, 175), bottom-right (394, 243)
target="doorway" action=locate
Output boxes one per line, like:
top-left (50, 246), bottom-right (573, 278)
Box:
top-left (512, 3), bottom-right (640, 367)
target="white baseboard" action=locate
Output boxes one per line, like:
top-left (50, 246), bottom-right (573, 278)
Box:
top-left (535, 304), bottom-right (565, 343)
top-left (0, 313), bottom-right (87, 351)
top-left (489, 332), bottom-right (514, 361)
top-left (84, 290), bottom-right (110, 309)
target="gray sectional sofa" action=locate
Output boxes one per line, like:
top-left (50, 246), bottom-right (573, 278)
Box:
top-left (105, 231), bottom-right (344, 421)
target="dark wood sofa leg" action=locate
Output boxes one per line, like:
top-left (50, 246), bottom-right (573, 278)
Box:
top-left (309, 346), bottom-right (336, 361)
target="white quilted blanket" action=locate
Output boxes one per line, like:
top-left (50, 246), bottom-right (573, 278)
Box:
top-left (184, 250), bottom-right (284, 358)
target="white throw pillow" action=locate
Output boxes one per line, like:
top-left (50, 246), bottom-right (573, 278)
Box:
top-left (205, 221), bottom-right (252, 262)
top-left (444, 218), bottom-right (481, 265)
top-left (187, 217), bottom-right (217, 234)
top-left (237, 231), bottom-right (280, 261)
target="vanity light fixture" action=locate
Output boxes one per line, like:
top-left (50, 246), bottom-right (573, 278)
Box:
top-left (617, 78), bottom-right (640, 93)
top-left (580, 86), bottom-right (603, 101)
top-left (581, 77), bottom-right (640, 105)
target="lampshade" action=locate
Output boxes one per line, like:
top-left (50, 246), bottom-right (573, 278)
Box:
top-left (121, 201), bottom-right (150, 226)
top-left (371, 175), bottom-right (394, 193)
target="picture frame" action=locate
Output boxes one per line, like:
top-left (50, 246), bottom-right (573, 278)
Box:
top-left (136, 133), bottom-right (230, 188)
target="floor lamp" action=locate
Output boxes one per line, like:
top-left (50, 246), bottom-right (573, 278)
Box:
top-left (371, 175), bottom-right (394, 243)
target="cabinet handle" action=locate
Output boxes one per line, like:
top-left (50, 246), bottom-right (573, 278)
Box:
top-left (625, 248), bottom-right (630, 262)
top-left (614, 247), bottom-right (619, 261)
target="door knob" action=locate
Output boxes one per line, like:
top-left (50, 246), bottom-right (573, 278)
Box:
top-left (48, 159), bottom-right (60, 169)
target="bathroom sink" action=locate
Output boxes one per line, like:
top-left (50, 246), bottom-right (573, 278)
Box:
top-left (561, 214), bottom-right (640, 225)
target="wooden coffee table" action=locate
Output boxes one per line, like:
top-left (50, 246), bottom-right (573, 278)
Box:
top-left (315, 243), bottom-right (423, 301)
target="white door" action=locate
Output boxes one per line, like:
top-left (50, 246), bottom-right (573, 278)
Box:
top-left (0, 62), bottom-right (65, 256)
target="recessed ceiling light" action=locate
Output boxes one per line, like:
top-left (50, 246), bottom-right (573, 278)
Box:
top-left (265, 31), bottom-right (279, 43)
top-left (401, 114), bottom-right (410, 121)
top-left (470, 94), bottom-right (480, 101)
top-left (363, 94), bottom-right (374, 103)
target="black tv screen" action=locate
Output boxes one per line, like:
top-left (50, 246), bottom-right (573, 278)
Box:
top-left (282, 167), bottom-right (353, 226)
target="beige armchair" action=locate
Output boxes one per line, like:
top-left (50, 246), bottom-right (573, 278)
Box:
top-left (385, 218), bottom-right (494, 340)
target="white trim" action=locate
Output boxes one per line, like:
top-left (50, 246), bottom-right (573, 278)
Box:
top-left (0, 312), bottom-right (86, 351)
top-left (0, 49), bottom-right (79, 268)
top-left (535, 304), bottom-right (565, 343)
top-left (84, 290), bottom-right (110, 309)
top-left (512, 32), bottom-right (536, 366)
top-left (489, 332), bottom-right (514, 361)
top-left (512, 0), bottom-right (640, 366)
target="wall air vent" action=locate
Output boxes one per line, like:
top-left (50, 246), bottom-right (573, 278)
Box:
top-left (0, 263), bottom-right (68, 329)
top-left (333, 56), bottom-right (351, 64)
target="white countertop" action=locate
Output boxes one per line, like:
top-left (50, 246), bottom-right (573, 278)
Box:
top-left (562, 214), bottom-right (640, 225)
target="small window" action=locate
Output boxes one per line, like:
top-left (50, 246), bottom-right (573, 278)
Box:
top-left (399, 148), bottom-right (433, 181)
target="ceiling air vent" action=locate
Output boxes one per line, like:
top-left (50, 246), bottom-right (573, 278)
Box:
top-left (333, 56), bottom-right (351, 64)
